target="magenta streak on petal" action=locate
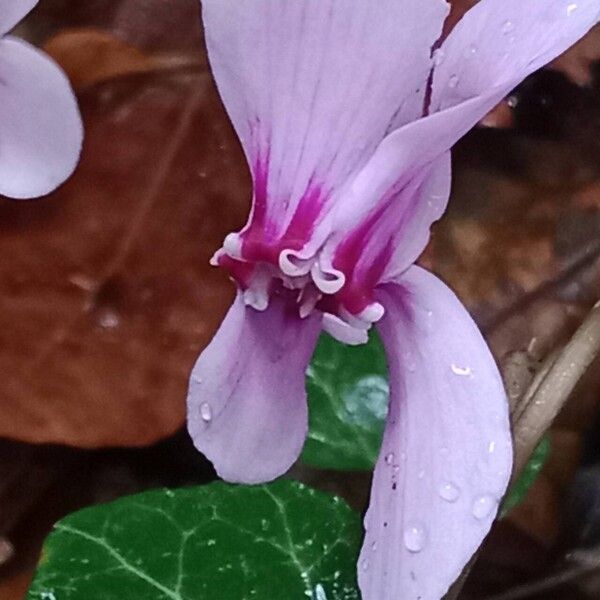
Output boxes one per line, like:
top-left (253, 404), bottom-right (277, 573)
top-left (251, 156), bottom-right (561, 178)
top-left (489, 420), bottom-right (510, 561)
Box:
top-left (240, 153), bottom-right (278, 263)
top-left (240, 173), bottom-right (327, 267)
top-left (280, 183), bottom-right (328, 251)
top-left (217, 255), bottom-right (255, 290)
top-left (331, 184), bottom-right (407, 315)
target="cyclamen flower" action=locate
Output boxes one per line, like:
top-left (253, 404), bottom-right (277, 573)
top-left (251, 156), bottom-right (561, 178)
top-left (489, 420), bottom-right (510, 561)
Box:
top-left (0, 0), bottom-right (82, 199)
top-left (188, 1), bottom-right (600, 598)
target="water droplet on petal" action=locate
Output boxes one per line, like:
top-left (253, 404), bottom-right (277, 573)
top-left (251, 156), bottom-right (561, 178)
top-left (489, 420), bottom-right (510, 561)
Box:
top-left (439, 482), bottom-right (461, 503)
top-left (371, 541), bottom-right (377, 552)
top-left (404, 351), bottom-right (417, 372)
top-left (360, 558), bottom-right (370, 571)
top-left (403, 524), bottom-right (427, 553)
top-left (449, 75), bottom-right (459, 88)
top-left (502, 20), bottom-right (515, 34)
top-left (488, 441), bottom-right (497, 454)
top-left (469, 44), bottom-right (478, 55)
top-left (199, 402), bottom-right (213, 423)
top-left (567, 3), bottom-right (578, 15)
top-left (433, 49), bottom-right (445, 66)
top-left (451, 364), bottom-right (472, 377)
top-left (385, 453), bottom-right (395, 466)
top-left (418, 470), bottom-right (425, 480)
top-left (472, 495), bottom-right (497, 520)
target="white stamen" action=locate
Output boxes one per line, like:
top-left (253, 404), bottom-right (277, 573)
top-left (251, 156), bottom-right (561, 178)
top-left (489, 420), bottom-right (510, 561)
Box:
top-left (322, 313), bottom-right (368, 346)
top-left (279, 249), bottom-right (315, 277)
top-left (311, 262), bottom-right (345, 295)
top-left (223, 232), bottom-right (243, 257)
top-left (298, 286), bottom-right (322, 319)
top-left (210, 248), bottom-right (225, 267)
top-left (243, 288), bottom-right (269, 311)
top-left (242, 265), bottom-right (273, 311)
top-left (338, 306), bottom-right (371, 331)
top-left (358, 302), bottom-right (385, 324)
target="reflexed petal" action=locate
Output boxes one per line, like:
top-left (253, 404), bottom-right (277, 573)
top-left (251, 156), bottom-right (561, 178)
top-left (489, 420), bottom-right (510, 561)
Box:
top-left (380, 152), bottom-right (451, 280)
top-left (202, 0), bottom-right (447, 250)
top-left (0, 38), bottom-right (82, 199)
top-left (187, 292), bottom-right (321, 484)
top-left (359, 267), bottom-right (512, 600)
top-left (0, 0), bottom-right (37, 35)
top-left (432, 0), bottom-right (600, 111)
top-left (334, 0), bottom-right (599, 234)
top-left (329, 152), bottom-right (451, 315)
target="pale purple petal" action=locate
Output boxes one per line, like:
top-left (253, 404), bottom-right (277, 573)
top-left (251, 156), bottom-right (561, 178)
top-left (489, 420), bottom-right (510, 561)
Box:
top-left (0, 37), bottom-right (82, 199)
top-left (380, 152), bottom-right (451, 280)
top-left (327, 152), bottom-right (451, 316)
top-left (0, 0), bottom-right (37, 35)
top-left (359, 267), bottom-right (512, 600)
top-left (202, 0), bottom-right (447, 254)
top-left (187, 292), bottom-right (321, 484)
top-left (334, 0), bottom-right (599, 235)
top-left (432, 0), bottom-right (600, 111)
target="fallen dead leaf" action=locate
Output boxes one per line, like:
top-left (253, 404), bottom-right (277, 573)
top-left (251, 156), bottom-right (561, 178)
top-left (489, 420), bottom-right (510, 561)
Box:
top-left (0, 570), bottom-right (31, 600)
top-left (43, 28), bottom-right (155, 88)
top-left (0, 69), bottom-right (249, 447)
top-left (551, 24), bottom-right (600, 86)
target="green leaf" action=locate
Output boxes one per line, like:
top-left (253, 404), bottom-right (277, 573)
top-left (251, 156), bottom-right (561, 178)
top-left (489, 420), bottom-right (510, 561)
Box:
top-left (302, 332), bottom-right (388, 471)
top-left (501, 436), bottom-right (551, 517)
top-left (27, 481), bottom-right (362, 600)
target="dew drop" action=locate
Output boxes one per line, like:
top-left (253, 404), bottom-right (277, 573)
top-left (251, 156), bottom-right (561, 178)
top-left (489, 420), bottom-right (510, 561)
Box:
top-left (448, 75), bottom-right (459, 88)
top-left (97, 308), bottom-right (120, 329)
top-left (403, 524), bottom-right (427, 553)
top-left (567, 3), bottom-right (578, 15)
top-left (433, 49), bottom-right (445, 66)
top-left (502, 20), bottom-right (514, 34)
top-left (371, 541), bottom-right (377, 552)
top-left (488, 441), bottom-right (497, 454)
top-left (439, 482), bottom-right (461, 503)
top-left (360, 558), bottom-right (370, 571)
top-left (418, 470), bottom-right (425, 480)
top-left (468, 44), bottom-right (478, 55)
top-left (199, 402), bottom-right (213, 423)
top-left (472, 495), bottom-right (497, 520)
top-left (451, 364), bottom-right (472, 377)
top-left (385, 453), bottom-right (395, 466)
top-left (404, 351), bottom-right (417, 372)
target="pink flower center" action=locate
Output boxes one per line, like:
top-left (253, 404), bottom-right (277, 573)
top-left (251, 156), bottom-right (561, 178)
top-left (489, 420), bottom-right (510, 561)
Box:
top-left (212, 175), bottom-right (389, 344)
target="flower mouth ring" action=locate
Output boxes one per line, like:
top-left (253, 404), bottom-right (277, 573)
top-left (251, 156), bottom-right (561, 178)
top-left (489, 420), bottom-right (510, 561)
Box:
top-left (212, 235), bottom-right (385, 345)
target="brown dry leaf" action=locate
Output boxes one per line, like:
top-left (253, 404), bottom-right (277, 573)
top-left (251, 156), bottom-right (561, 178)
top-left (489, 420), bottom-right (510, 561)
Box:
top-left (507, 429), bottom-right (582, 545)
top-left (43, 28), bottom-right (155, 89)
top-left (425, 128), bottom-right (600, 360)
top-left (0, 69), bottom-right (250, 447)
top-left (551, 23), bottom-right (600, 86)
top-left (0, 570), bottom-right (31, 600)
top-left (22, 0), bottom-right (204, 55)
top-left (573, 180), bottom-right (600, 210)
top-left (426, 169), bottom-right (559, 315)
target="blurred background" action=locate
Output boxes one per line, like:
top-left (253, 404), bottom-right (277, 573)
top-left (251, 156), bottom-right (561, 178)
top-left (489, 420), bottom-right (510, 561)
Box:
top-left (1, 1), bottom-right (600, 598)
